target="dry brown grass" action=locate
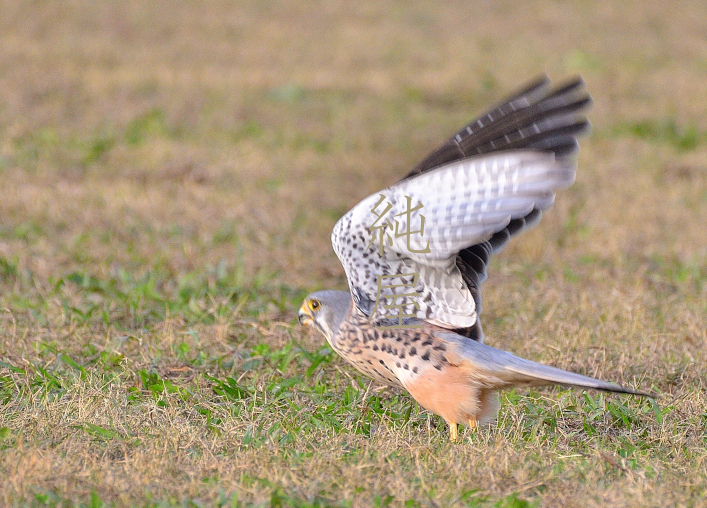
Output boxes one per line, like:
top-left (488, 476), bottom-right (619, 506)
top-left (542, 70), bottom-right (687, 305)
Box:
top-left (1, 0), bottom-right (706, 506)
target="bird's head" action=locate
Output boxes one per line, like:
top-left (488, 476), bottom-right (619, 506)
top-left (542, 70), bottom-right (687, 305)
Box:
top-left (298, 290), bottom-right (352, 343)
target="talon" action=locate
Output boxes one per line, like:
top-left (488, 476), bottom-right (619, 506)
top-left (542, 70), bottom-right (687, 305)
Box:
top-left (468, 418), bottom-right (477, 430)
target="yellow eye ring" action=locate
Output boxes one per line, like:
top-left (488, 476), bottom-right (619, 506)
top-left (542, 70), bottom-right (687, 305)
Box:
top-left (308, 300), bottom-right (320, 311)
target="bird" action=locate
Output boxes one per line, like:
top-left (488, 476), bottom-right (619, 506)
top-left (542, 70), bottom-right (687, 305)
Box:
top-left (298, 75), bottom-right (653, 440)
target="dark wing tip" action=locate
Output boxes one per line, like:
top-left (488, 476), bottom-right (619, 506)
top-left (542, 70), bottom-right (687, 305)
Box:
top-left (405, 75), bottom-right (593, 178)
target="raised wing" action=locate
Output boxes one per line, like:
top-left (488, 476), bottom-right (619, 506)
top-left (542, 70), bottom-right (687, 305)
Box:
top-left (332, 76), bottom-right (591, 337)
top-left (409, 76), bottom-right (591, 340)
top-left (332, 150), bottom-right (575, 330)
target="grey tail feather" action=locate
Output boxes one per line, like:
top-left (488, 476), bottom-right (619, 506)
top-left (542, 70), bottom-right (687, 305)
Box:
top-left (443, 332), bottom-right (656, 398)
top-left (504, 359), bottom-right (655, 398)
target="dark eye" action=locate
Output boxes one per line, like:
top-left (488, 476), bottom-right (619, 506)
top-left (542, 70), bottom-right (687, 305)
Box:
top-left (309, 300), bottom-right (320, 310)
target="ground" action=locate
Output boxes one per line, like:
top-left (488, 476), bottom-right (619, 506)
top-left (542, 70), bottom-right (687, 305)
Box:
top-left (0, 0), bottom-right (706, 506)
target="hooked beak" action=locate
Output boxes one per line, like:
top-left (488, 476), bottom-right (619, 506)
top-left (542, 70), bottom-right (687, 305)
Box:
top-left (298, 302), bottom-right (313, 326)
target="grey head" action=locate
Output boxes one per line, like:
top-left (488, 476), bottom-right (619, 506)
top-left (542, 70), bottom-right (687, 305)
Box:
top-left (297, 290), bottom-right (352, 344)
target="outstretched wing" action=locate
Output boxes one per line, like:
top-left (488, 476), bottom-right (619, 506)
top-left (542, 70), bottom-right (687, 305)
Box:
top-left (332, 76), bottom-right (590, 337)
top-left (332, 150), bottom-right (575, 330)
top-left (412, 76), bottom-right (591, 340)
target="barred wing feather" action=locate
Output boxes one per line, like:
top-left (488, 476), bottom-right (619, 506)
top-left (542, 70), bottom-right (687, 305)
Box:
top-left (331, 150), bottom-right (575, 330)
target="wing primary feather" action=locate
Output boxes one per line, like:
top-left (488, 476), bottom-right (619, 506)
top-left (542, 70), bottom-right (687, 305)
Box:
top-left (405, 76), bottom-right (590, 179)
top-left (499, 74), bottom-right (551, 104)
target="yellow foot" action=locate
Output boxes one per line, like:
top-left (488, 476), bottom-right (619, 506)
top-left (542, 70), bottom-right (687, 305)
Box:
top-left (468, 418), bottom-right (477, 431)
top-left (449, 423), bottom-right (458, 441)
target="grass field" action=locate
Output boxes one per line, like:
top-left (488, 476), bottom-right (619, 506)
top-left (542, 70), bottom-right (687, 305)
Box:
top-left (1, 0), bottom-right (706, 506)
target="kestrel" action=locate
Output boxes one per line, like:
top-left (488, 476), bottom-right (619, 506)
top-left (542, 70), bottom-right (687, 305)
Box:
top-left (298, 76), bottom-right (652, 440)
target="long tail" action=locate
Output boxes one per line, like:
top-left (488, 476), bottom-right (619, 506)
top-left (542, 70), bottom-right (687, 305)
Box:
top-left (501, 354), bottom-right (654, 397)
top-left (440, 332), bottom-right (655, 398)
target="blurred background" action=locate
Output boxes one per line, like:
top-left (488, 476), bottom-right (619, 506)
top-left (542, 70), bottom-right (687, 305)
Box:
top-left (2, 0), bottom-right (706, 298)
top-left (1, 1), bottom-right (706, 505)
